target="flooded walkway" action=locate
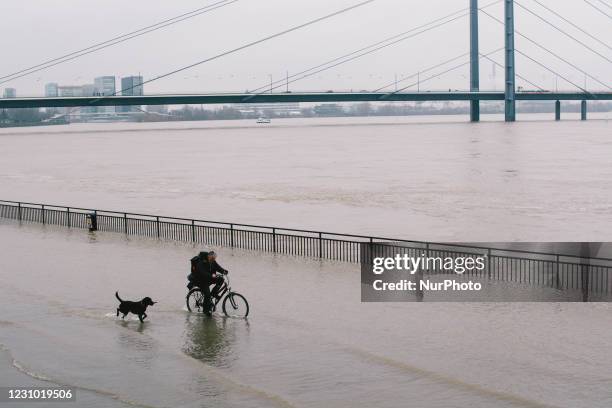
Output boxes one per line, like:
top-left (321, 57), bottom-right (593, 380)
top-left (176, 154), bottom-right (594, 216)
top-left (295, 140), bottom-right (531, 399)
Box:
top-left (1, 221), bottom-right (611, 408)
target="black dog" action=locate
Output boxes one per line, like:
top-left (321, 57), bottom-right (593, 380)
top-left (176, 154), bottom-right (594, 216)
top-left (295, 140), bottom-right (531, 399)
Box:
top-left (115, 292), bottom-right (156, 322)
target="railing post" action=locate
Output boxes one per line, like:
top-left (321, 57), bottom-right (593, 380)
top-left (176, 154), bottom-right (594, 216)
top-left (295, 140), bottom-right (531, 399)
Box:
top-left (17, 202), bottom-right (22, 221)
top-left (319, 232), bottom-right (323, 259)
top-left (230, 224), bottom-right (234, 248)
top-left (487, 248), bottom-right (492, 278)
top-left (67, 207), bottom-right (71, 227)
top-left (156, 216), bottom-right (160, 238)
top-left (41, 204), bottom-right (45, 225)
top-left (555, 254), bottom-right (560, 289)
top-left (191, 220), bottom-right (196, 242)
top-left (124, 213), bottom-right (128, 234)
top-left (272, 228), bottom-right (277, 253)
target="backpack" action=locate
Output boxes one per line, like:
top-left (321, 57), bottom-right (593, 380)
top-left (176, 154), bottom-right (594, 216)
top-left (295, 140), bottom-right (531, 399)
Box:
top-left (190, 251), bottom-right (209, 273)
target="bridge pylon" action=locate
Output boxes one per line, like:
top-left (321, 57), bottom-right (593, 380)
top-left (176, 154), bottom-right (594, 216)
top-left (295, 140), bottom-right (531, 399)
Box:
top-left (504, 0), bottom-right (516, 122)
top-left (470, 0), bottom-right (480, 122)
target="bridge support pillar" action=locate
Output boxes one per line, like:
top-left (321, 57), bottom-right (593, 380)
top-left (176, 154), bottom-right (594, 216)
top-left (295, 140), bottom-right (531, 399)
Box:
top-left (504, 0), bottom-right (516, 122)
top-left (581, 100), bottom-right (587, 120)
top-left (555, 100), bottom-right (561, 121)
top-left (470, 0), bottom-right (480, 122)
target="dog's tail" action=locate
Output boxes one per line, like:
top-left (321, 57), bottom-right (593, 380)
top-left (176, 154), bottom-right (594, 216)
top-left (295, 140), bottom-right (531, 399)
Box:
top-left (115, 291), bottom-right (123, 302)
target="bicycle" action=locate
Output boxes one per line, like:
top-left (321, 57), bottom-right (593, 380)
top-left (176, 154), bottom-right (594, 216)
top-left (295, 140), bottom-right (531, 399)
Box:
top-left (186, 275), bottom-right (249, 318)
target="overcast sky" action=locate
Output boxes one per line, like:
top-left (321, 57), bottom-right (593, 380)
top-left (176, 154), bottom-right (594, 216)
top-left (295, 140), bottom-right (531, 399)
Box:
top-left (1, 0), bottom-right (610, 96)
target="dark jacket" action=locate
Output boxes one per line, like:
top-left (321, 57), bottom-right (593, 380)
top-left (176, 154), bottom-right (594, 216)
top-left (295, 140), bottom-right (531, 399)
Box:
top-left (194, 259), bottom-right (227, 284)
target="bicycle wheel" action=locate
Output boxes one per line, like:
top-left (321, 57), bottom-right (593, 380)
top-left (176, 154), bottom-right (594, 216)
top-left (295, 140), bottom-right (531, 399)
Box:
top-left (186, 288), bottom-right (206, 313)
top-left (222, 292), bottom-right (249, 318)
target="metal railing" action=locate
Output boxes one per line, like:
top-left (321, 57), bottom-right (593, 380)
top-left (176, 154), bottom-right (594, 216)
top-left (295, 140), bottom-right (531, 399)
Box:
top-left (1, 199), bottom-right (611, 295)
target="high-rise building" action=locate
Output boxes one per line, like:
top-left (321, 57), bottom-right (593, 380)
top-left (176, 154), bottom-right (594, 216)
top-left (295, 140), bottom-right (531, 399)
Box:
top-left (94, 76), bottom-right (116, 114)
top-left (121, 76), bottom-right (143, 96)
top-left (81, 84), bottom-right (97, 114)
top-left (45, 83), bottom-right (58, 97)
top-left (120, 76), bottom-right (143, 113)
top-left (3, 88), bottom-right (17, 98)
top-left (94, 76), bottom-right (116, 96)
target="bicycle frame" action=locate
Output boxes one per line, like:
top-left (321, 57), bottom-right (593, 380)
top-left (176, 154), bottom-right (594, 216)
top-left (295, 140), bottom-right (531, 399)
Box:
top-left (212, 275), bottom-right (231, 308)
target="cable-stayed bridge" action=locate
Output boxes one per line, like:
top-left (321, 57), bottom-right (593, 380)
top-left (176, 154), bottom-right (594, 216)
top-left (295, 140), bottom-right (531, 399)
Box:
top-left (1, 0), bottom-right (610, 122)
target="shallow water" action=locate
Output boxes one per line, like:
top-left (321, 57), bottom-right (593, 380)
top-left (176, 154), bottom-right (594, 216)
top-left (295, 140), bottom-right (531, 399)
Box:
top-left (1, 222), bottom-right (612, 408)
top-left (1, 115), bottom-right (612, 407)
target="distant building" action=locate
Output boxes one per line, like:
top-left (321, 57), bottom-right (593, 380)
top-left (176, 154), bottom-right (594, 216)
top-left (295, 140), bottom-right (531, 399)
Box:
top-left (313, 103), bottom-right (345, 116)
top-left (81, 84), bottom-right (96, 96)
top-left (95, 76), bottom-right (116, 114)
top-left (234, 102), bottom-right (300, 116)
top-left (121, 76), bottom-right (143, 96)
top-left (81, 84), bottom-right (97, 114)
top-left (45, 83), bottom-right (58, 97)
top-left (58, 85), bottom-right (84, 97)
top-left (94, 76), bottom-right (116, 96)
top-left (146, 105), bottom-right (168, 114)
top-left (3, 88), bottom-right (17, 98)
top-left (57, 86), bottom-right (84, 118)
top-left (119, 76), bottom-right (143, 113)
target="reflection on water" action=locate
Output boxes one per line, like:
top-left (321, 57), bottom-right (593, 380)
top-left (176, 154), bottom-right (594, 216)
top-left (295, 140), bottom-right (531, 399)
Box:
top-left (115, 321), bottom-right (157, 369)
top-left (182, 314), bottom-right (249, 369)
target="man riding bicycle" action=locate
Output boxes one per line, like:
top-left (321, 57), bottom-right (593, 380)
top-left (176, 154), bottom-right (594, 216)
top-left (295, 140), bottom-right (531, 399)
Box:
top-left (189, 251), bottom-right (228, 314)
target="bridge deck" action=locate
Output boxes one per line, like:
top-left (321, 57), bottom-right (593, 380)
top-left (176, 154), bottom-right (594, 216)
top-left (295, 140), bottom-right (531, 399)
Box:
top-left (1, 91), bottom-right (611, 108)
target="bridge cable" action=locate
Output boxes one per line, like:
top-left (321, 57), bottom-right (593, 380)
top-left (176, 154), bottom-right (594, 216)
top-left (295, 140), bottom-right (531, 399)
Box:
top-left (514, 1), bottom-right (612, 63)
top-left (247, 9), bottom-right (478, 95)
top-left (247, 7), bottom-right (470, 94)
top-left (108, 0), bottom-right (377, 100)
top-left (0, 0), bottom-right (237, 85)
top-left (479, 53), bottom-right (546, 91)
top-left (480, 9), bottom-right (612, 90)
top-left (373, 52), bottom-right (469, 92)
top-left (583, 0), bottom-right (612, 18)
top-left (529, 0), bottom-right (611, 51)
top-left (383, 48), bottom-right (504, 96)
top-left (595, 0), bottom-right (612, 10)
top-left (377, 48), bottom-right (548, 93)
top-left (65, 0), bottom-right (376, 112)
top-left (247, 0), bottom-right (501, 96)
top-left (516, 49), bottom-right (590, 93)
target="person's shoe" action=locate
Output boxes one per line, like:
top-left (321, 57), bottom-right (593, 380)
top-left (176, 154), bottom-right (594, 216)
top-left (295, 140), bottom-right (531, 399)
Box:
top-left (203, 303), bottom-right (212, 315)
